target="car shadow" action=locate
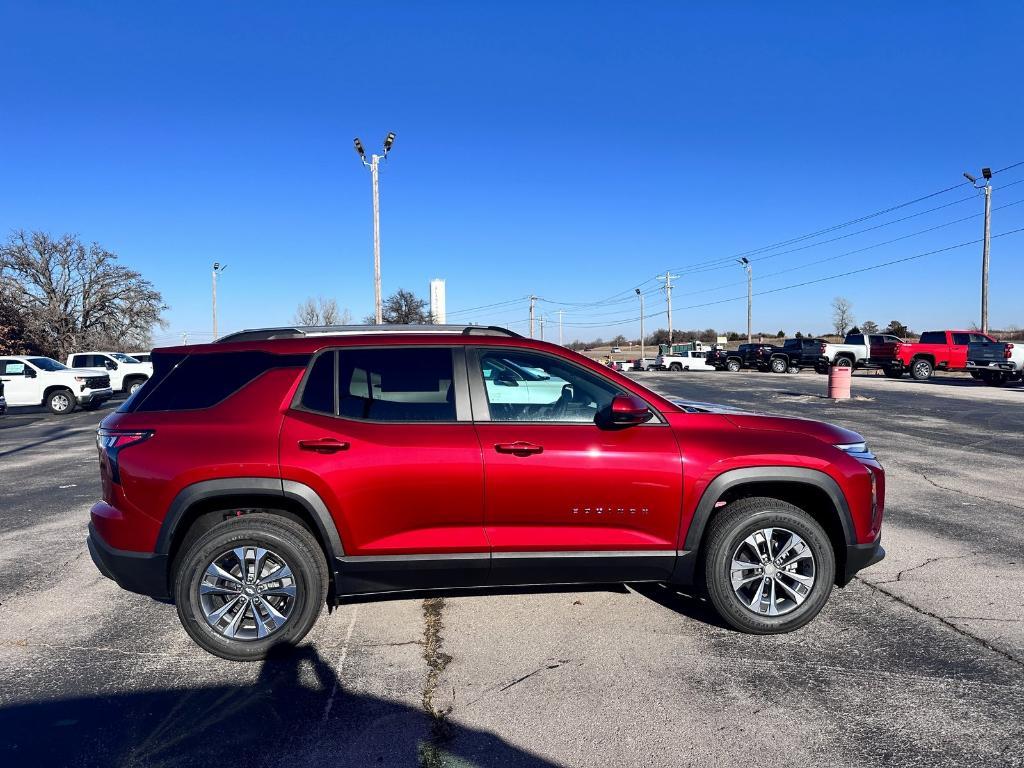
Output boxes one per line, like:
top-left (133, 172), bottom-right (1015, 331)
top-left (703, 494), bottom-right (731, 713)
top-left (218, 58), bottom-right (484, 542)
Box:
top-left (0, 644), bottom-right (558, 767)
top-left (628, 582), bottom-right (732, 630)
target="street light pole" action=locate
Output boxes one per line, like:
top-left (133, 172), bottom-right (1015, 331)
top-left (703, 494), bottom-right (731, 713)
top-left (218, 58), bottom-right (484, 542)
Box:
top-left (212, 262), bottom-right (227, 339)
top-left (656, 271), bottom-right (680, 348)
top-left (964, 167), bottom-right (993, 333)
top-left (739, 257), bottom-right (752, 343)
top-left (355, 133), bottom-right (395, 325)
top-left (529, 295), bottom-right (537, 338)
top-left (636, 288), bottom-right (645, 367)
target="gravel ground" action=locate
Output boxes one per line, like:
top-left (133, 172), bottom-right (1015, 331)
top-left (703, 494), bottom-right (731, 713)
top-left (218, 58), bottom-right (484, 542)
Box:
top-left (1, 371), bottom-right (1022, 768)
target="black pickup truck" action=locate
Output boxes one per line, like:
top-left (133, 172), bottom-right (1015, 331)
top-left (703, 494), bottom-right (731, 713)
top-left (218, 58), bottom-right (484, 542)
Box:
top-left (762, 338), bottom-right (829, 374)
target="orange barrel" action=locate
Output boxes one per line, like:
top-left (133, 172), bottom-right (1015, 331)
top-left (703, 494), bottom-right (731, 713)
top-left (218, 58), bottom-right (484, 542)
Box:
top-left (828, 364), bottom-right (852, 399)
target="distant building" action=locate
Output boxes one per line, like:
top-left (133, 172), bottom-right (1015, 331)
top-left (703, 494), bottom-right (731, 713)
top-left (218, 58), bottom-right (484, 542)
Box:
top-left (429, 278), bottom-right (446, 324)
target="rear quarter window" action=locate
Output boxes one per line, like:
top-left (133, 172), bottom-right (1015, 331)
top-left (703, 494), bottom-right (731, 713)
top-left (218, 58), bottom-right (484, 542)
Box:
top-left (919, 332), bottom-right (947, 344)
top-left (126, 351), bottom-right (310, 412)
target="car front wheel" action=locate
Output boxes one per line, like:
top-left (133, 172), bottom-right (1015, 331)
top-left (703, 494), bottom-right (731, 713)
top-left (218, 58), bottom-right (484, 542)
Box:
top-left (703, 497), bottom-right (835, 634)
top-left (46, 388), bottom-right (76, 414)
top-left (174, 514), bottom-right (328, 661)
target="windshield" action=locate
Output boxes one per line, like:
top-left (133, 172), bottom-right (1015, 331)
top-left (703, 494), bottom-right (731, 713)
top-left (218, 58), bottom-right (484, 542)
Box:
top-left (110, 353), bottom-right (141, 363)
top-left (28, 357), bottom-right (69, 372)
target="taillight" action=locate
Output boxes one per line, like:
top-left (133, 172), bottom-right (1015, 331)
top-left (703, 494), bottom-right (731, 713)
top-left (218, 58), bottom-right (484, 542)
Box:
top-left (97, 428), bottom-right (153, 484)
top-left (819, 343), bottom-right (826, 354)
top-left (1006, 344), bottom-right (1014, 359)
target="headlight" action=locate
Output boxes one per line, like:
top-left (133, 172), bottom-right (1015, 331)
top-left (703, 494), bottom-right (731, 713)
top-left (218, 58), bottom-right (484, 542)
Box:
top-left (835, 442), bottom-right (875, 460)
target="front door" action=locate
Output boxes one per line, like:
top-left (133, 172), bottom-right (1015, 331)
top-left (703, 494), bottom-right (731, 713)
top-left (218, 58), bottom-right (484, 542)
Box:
top-left (0, 360), bottom-right (38, 405)
top-left (279, 346), bottom-right (487, 593)
top-left (468, 347), bottom-right (683, 585)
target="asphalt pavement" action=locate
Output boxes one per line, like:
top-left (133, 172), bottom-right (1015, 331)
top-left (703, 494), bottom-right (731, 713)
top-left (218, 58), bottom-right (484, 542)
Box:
top-left (1, 373), bottom-right (1022, 768)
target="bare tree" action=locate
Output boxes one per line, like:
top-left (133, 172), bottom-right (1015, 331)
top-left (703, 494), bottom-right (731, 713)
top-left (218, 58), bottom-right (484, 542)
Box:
top-left (294, 296), bottom-right (350, 326)
top-left (860, 320), bottom-right (879, 334)
top-left (831, 296), bottom-right (854, 337)
top-left (364, 289), bottom-right (431, 324)
top-left (0, 231), bottom-right (166, 359)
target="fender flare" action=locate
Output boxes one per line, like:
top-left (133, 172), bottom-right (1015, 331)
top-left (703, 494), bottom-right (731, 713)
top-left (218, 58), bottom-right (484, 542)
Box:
top-left (682, 466), bottom-right (854, 553)
top-left (155, 477), bottom-right (344, 559)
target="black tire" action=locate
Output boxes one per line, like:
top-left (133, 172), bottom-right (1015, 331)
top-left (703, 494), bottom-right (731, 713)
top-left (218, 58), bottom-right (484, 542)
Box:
top-left (910, 358), bottom-right (933, 380)
top-left (669, 363), bottom-right (682, 372)
top-left (770, 357), bottom-right (788, 374)
top-left (703, 497), bottom-right (836, 634)
top-left (726, 359), bottom-right (741, 373)
top-left (46, 388), bottom-right (76, 414)
top-left (981, 372), bottom-right (1007, 387)
top-left (174, 514), bottom-right (328, 661)
top-left (969, 371), bottom-right (981, 380)
top-left (834, 356), bottom-right (855, 368)
top-left (883, 367), bottom-right (903, 379)
top-left (787, 365), bottom-right (801, 374)
top-left (125, 378), bottom-right (146, 395)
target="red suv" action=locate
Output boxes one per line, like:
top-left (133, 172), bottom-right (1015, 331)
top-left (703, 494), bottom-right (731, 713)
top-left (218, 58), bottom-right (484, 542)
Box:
top-left (88, 325), bottom-right (885, 660)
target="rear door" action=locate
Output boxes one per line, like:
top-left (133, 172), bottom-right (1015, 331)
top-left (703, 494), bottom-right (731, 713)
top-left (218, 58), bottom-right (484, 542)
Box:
top-left (468, 346), bottom-right (683, 585)
top-left (278, 346), bottom-right (488, 593)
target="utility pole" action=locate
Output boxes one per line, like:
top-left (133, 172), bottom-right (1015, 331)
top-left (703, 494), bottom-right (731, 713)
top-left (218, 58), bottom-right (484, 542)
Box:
top-left (539, 315), bottom-right (545, 340)
top-left (636, 288), bottom-right (645, 366)
top-left (181, 331), bottom-right (189, 346)
top-left (964, 167), bottom-right (993, 333)
top-left (738, 257), bottom-right (752, 343)
top-left (558, 310), bottom-right (564, 346)
top-left (212, 262), bottom-right (227, 339)
top-left (656, 271), bottom-right (680, 348)
top-left (354, 132), bottom-right (396, 324)
top-left (529, 295), bottom-right (537, 338)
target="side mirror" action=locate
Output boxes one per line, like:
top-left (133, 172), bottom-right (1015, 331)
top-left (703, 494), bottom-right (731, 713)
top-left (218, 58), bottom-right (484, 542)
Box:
top-left (105, 360), bottom-right (118, 370)
top-left (24, 367), bottom-right (36, 378)
top-left (495, 371), bottom-right (518, 387)
top-left (607, 394), bottom-right (653, 426)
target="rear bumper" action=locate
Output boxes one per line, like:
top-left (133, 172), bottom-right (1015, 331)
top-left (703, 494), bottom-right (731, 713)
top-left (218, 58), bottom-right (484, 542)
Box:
top-left (967, 360), bottom-right (1020, 372)
top-left (841, 538), bottom-right (885, 585)
top-left (88, 522), bottom-right (169, 599)
top-left (79, 388), bottom-right (113, 405)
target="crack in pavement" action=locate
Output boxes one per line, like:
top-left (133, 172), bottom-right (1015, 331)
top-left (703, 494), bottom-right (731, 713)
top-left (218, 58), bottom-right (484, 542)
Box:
top-left (419, 597), bottom-right (454, 768)
top-left (872, 554), bottom-right (973, 585)
top-left (921, 473), bottom-right (1024, 512)
top-left (856, 576), bottom-right (1024, 667)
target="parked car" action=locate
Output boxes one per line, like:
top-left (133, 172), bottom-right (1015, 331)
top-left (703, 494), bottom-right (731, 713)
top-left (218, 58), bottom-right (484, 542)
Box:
top-left (129, 351), bottom-right (152, 363)
top-left (966, 340), bottom-right (1024, 385)
top-left (610, 346), bottom-right (621, 353)
top-left (763, 338), bottom-right (829, 374)
top-left (821, 333), bottom-right (904, 369)
top-left (66, 351), bottom-right (153, 395)
top-left (0, 356), bottom-right (113, 413)
top-left (88, 323), bottom-right (885, 660)
top-left (722, 343), bottom-right (776, 372)
top-left (869, 330), bottom-right (995, 380)
top-left (656, 350), bottom-right (715, 371)
top-left (631, 357), bottom-right (656, 371)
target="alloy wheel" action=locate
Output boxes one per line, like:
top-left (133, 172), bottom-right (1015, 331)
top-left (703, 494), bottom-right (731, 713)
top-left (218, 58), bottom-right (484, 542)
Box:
top-left (198, 546), bottom-right (298, 640)
top-left (730, 527), bottom-right (816, 616)
top-left (51, 393), bottom-right (70, 412)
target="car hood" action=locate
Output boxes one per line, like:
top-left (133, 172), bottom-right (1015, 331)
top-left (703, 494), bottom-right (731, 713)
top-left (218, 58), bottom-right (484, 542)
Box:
top-left (668, 398), bottom-right (864, 444)
top-left (70, 367), bottom-right (110, 376)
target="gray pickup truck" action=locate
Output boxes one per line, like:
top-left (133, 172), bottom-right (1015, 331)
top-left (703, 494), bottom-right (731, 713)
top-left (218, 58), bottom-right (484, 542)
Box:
top-left (967, 340), bottom-right (1024, 385)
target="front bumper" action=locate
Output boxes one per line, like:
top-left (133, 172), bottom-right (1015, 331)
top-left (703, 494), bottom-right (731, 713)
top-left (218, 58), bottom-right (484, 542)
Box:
top-left (79, 387), bottom-right (113, 405)
top-left (88, 522), bottom-right (169, 599)
top-left (841, 538), bottom-right (885, 585)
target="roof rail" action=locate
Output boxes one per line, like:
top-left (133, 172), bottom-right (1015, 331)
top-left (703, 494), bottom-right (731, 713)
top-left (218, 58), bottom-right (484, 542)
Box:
top-left (215, 324), bottom-right (521, 343)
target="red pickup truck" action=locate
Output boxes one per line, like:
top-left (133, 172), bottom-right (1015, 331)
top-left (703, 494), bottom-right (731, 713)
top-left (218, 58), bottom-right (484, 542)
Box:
top-left (869, 330), bottom-right (996, 380)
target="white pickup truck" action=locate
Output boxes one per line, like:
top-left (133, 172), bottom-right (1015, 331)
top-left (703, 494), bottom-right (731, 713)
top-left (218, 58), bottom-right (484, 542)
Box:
top-left (655, 350), bottom-right (715, 371)
top-left (820, 332), bottom-right (904, 369)
top-left (0, 355), bottom-right (114, 413)
top-left (66, 351), bottom-right (153, 394)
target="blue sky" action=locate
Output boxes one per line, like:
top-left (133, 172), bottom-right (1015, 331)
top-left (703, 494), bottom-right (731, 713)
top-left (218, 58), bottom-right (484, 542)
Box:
top-left (1, 2), bottom-right (1022, 344)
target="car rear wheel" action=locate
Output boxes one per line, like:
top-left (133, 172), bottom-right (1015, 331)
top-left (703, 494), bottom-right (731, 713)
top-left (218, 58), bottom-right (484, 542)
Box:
top-left (883, 367), bottom-right (903, 378)
top-left (910, 358), bottom-right (933, 380)
top-left (770, 357), bottom-right (788, 374)
top-left (669, 363), bottom-right (683, 372)
top-left (834, 356), bottom-right (854, 368)
top-left (703, 497), bottom-right (835, 634)
top-left (46, 388), bottom-right (76, 414)
top-left (174, 515), bottom-right (328, 661)
top-left (726, 360), bottom-right (741, 372)
top-left (981, 371), bottom-right (1007, 386)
